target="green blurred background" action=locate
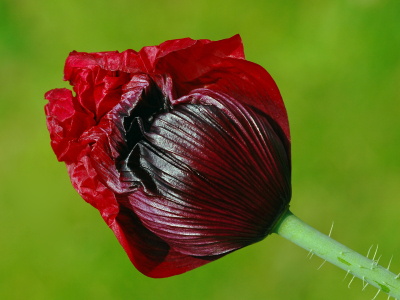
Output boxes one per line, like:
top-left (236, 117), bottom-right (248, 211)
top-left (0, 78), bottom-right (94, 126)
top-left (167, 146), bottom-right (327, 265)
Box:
top-left (1, 0), bottom-right (399, 299)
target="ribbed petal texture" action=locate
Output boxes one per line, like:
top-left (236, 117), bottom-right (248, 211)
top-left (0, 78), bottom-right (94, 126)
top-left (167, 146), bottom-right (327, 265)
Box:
top-left (125, 91), bottom-right (291, 257)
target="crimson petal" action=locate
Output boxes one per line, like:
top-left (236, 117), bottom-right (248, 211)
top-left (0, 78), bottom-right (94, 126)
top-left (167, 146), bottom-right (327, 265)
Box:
top-left (112, 203), bottom-right (220, 278)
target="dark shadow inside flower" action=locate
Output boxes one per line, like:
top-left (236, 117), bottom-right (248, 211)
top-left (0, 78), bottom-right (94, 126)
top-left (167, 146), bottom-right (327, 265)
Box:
top-left (110, 75), bottom-right (172, 191)
top-left (123, 79), bottom-right (171, 150)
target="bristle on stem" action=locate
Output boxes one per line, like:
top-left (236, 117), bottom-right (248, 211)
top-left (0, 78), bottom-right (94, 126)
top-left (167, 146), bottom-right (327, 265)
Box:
top-left (273, 210), bottom-right (400, 299)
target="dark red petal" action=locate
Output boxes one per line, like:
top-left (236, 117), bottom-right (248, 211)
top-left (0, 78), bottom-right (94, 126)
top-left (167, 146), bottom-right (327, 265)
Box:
top-left (77, 126), bottom-right (123, 194)
top-left (138, 38), bottom-right (198, 72)
top-left (127, 91), bottom-right (291, 257)
top-left (200, 59), bottom-right (290, 151)
top-left (153, 37), bottom-right (289, 157)
top-left (45, 88), bottom-right (96, 162)
top-left (154, 35), bottom-right (245, 86)
top-left (138, 34), bottom-right (244, 73)
top-left (112, 204), bottom-right (217, 278)
top-left (66, 148), bottom-right (119, 224)
top-left (64, 51), bottom-right (138, 120)
top-left (175, 88), bottom-right (290, 165)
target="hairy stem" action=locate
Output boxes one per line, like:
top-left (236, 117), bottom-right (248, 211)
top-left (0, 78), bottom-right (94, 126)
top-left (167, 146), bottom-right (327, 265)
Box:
top-left (272, 210), bottom-right (400, 299)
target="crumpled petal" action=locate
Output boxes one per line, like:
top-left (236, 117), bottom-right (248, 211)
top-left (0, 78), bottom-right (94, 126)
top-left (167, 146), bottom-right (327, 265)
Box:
top-left (45, 88), bottom-right (96, 163)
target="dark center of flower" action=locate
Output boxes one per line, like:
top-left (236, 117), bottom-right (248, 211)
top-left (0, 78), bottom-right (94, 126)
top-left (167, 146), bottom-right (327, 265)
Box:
top-left (118, 77), bottom-right (172, 191)
top-left (123, 80), bottom-right (171, 150)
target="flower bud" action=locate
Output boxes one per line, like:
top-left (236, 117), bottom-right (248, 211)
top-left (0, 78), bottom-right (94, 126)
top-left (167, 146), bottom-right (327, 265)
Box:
top-left (45, 35), bottom-right (291, 278)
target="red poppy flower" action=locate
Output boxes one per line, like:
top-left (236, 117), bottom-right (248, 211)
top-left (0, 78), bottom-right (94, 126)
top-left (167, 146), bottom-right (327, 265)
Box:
top-left (45, 35), bottom-right (292, 278)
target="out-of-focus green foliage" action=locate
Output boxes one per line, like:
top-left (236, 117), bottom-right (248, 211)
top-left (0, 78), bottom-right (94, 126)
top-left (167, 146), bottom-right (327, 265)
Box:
top-left (1, 0), bottom-right (399, 299)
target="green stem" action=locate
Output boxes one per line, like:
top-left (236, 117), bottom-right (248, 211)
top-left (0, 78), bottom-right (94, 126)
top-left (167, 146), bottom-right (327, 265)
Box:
top-left (272, 210), bottom-right (400, 299)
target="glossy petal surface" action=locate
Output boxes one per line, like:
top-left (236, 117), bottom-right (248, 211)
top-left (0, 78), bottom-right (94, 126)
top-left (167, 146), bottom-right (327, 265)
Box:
top-left (128, 91), bottom-right (291, 257)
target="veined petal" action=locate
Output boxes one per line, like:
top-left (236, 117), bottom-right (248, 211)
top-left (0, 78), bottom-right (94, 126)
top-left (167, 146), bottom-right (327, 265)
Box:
top-left (111, 204), bottom-right (218, 278)
top-left (127, 91), bottom-right (291, 257)
top-left (153, 38), bottom-right (290, 157)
